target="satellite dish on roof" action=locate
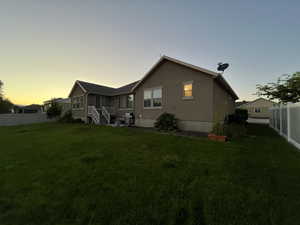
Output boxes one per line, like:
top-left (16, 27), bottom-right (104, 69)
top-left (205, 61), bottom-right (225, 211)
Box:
top-left (217, 63), bottom-right (229, 73)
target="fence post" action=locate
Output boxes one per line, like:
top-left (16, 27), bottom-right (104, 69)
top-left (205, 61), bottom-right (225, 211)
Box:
top-left (287, 102), bottom-right (291, 142)
top-left (280, 103), bottom-right (283, 135)
top-left (274, 107), bottom-right (276, 130)
top-left (269, 107), bottom-right (272, 128)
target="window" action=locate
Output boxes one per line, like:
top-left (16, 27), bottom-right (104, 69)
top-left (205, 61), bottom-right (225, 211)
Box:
top-left (255, 108), bottom-right (261, 113)
top-left (127, 94), bottom-right (134, 108)
top-left (144, 87), bottom-right (162, 108)
top-left (119, 94), bottom-right (134, 109)
top-left (72, 96), bottom-right (84, 109)
top-left (183, 81), bottom-right (193, 99)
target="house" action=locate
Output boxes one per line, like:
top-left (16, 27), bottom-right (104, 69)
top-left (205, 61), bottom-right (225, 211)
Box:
top-left (15, 104), bottom-right (43, 113)
top-left (237, 98), bottom-right (276, 118)
top-left (43, 98), bottom-right (71, 115)
top-left (68, 56), bottom-right (238, 132)
top-left (235, 100), bottom-right (249, 107)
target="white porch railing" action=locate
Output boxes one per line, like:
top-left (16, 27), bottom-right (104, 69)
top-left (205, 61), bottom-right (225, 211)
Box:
top-left (102, 106), bottom-right (111, 124)
top-left (88, 106), bottom-right (100, 124)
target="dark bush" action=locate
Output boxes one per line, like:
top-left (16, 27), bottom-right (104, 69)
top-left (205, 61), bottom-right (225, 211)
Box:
top-left (46, 101), bottom-right (62, 119)
top-left (155, 113), bottom-right (178, 131)
top-left (223, 109), bottom-right (248, 139)
top-left (225, 109), bottom-right (248, 124)
top-left (235, 108), bottom-right (248, 121)
top-left (0, 98), bottom-right (13, 114)
top-left (58, 110), bottom-right (73, 123)
top-left (224, 123), bottom-right (247, 139)
top-left (58, 111), bottom-right (83, 123)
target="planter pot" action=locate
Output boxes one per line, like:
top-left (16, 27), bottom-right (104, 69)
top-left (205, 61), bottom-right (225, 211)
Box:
top-left (208, 133), bottom-right (217, 141)
top-left (216, 135), bottom-right (227, 142)
top-left (208, 134), bottom-right (227, 142)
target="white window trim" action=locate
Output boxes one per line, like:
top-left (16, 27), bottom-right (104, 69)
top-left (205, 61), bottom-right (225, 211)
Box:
top-left (182, 81), bottom-right (194, 100)
top-left (143, 86), bottom-right (163, 109)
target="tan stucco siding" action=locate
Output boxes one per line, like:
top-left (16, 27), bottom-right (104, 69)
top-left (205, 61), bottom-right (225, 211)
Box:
top-left (70, 83), bottom-right (86, 121)
top-left (213, 81), bottom-right (235, 121)
top-left (239, 98), bottom-right (274, 118)
top-left (134, 61), bottom-right (214, 129)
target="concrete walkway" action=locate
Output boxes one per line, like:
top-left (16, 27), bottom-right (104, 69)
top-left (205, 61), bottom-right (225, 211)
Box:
top-left (247, 118), bottom-right (269, 124)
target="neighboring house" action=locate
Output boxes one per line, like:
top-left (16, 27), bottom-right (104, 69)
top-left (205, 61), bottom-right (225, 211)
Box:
top-left (238, 98), bottom-right (276, 118)
top-left (15, 104), bottom-right (43, 113)
top-left (235, 100), bottom-right (249, 107)
top-left (68, 56), bottom-right (238, 132)
top-left (43, 98), bottom-right (71, 115)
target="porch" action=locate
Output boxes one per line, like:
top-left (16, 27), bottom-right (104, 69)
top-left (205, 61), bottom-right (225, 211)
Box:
top-left (86, 93), bottom-right (134, 125)
top-left (87, 106), bottom-right (134, 126)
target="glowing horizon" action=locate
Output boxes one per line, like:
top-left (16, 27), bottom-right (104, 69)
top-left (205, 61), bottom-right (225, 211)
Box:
top-left (1, 1), bottom-right (299, 105)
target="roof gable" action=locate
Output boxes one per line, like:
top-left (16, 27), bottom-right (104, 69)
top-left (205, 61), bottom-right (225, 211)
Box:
top-left (68, 81), bottom-right (86, 97)
top-left (78, 80), bottom-right (116, 96)
top-left (115, 81), bottom-right (139, 95)
top-left (131, 55), bottom-right (238, 99)
top-left (241, 98), bottom-right (276, 107)
top-left (69, 80), bottom-right (139, 97)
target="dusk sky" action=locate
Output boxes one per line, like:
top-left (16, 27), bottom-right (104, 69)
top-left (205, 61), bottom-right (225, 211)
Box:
top-left (1, 0), bottom-right (299, 105)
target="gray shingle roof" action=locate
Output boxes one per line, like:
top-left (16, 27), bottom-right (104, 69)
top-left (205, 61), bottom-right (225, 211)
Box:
top-left (115, 81), bottom-right (139, 95)
top-left (77, 80), bottom-right (139, 96)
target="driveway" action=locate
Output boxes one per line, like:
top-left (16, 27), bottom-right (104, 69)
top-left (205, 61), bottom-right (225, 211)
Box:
top-left (247, 118), bottom-right (269, 124)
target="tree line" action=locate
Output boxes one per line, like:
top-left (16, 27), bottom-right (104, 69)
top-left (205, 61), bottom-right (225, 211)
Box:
top-left (0, 80), bottom-right (14, 113)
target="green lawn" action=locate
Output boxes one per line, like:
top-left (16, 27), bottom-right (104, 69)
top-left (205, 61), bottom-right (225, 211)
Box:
top-left (1, 123), bottom-right (300, 225)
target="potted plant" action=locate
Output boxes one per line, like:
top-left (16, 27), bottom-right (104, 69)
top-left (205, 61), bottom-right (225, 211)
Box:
top-left (208, 121), bottom-right (227, 142)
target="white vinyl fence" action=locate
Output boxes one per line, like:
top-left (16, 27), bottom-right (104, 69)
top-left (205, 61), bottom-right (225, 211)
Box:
top-left (0, 113), bottom-right (53, 126)
top-left (270, 102), bottom-right (300, 150)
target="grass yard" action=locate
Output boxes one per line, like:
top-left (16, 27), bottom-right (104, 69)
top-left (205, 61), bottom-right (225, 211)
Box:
top-left (1, 123), bottom-right (300, 225)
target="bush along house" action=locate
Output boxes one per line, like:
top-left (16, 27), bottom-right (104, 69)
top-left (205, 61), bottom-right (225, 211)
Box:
top-left (68, 56), bottom-right (238, 132)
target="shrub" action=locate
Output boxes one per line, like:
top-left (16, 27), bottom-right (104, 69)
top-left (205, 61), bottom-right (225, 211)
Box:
top-left (224, 123), bottom-right (247, 139)
top-left (225, 109), bottom-right (248, 124)
top-left (212, 121), bottom-right (225, 136)
top-left (235, 109), bottom-right (248, 122)
top-left (155, 113), bottom-right (178, 131)
top-left (0, 98), bottom-right (13, 114)
top-left (58, 111), bottom-right (83, 123)
top-left (58, 110), bottom-right (74, 123)
top-left (46, 101), bottom-right (62, 119)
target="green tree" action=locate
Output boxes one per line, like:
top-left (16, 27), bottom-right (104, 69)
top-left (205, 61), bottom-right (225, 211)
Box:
top-left (0, 81), bottom-right (14, 113)
top-left (46, 101), bottom-right (62, 119)
top-left (256, 72), bottom-right (300, 103)
top-left (0, 80), bottom-right (3, 99)
top-left (0, 98), bottom-right (13, 114)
